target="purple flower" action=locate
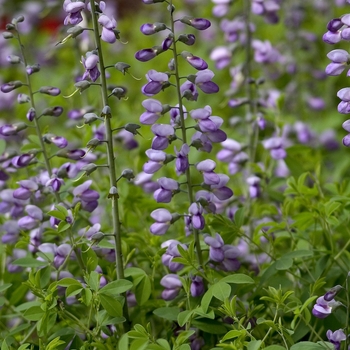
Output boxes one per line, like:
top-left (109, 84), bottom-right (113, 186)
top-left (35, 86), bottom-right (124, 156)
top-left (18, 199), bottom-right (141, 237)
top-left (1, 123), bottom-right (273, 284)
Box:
top-left (195, 69), bottom-right (219, 94)
top-left (13, 180), bottom-right (38, 200)
top-left (210, 174), bottom-right (233, 201)
top-left (98, 14), bottom-right (118, 44)
top-left (82, 53), bottom-right (100, 82)
top-left (324, 285), bottom-right (342, 301)
top-left (135, 48), bottom-right (158, 62)
top-left (170, 105), bottom-right (187, 127)
top-left (54, 244), bottom-right (72, 269)
top-left (182, 52), bottom-right (208, 70)
top-left (181, 16), bottom-right (211, 30)
top-left (263, 137), bottom-right (287, 159)
top-left (142, 70), bottom-right (169, 96)
top-left (326, 329), bottom-right (346, 350)
top-left (204, 233), bottom-right (225, 262)
top-left (140, 99), bottom-right (164, 124)
top-left (18, 205), bottom-right (43, 230)
top-left (247, 176), bottom-right (261, 198)
top-left (196, 159), bottom-right (220, 185)
top-left (73, 180), bottom-right (99, 212)
top-left (11, 153), bottom-right (35, 168)
top-left (252, 40), bottom-right (280, 64)
top-left (153, 177), bottom-right (179, 203)
top-left (312, 296), bottom-right (336, 319)
top-left (161, 240), bottom-right (187, 272)
top-left (160, 274), bottom-right (182, 300)
top-left (143, 149), bottom-right (167, 174)
top-left (63, 0), bottom-right (85, 26)
top-left (337, 87), bottom-right (350, 113)
top-left (326, 49), bottom-right (350, 76)
top-left (175, 144), bottom-right (189, 175)
top-left (190, 276), bottom-right (204, 297)
top-left (151, 124), bottom-right (175, 150)
top-left (150, 208), bottom-right (173, 235)
top-left (46, 176), bottom-right (64, 192)
top-left (188, 202), bottom-right (205, 230)
top-left (140, 22), bottom-right (166, 35)
top-left (210, 46), bottom-right (232, 69)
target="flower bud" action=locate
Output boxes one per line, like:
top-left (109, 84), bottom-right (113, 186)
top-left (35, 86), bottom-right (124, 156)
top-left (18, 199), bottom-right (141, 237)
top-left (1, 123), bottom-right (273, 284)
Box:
top-left (124, 123), bottom-right (141, 135)
top-left (114, 62), bottom-right (131, 75)
top-left (3, 32), bottom-right (14, 39)
top-left (81, 163), bottom-right (98, 176)
top-left (110, 87), bottom-right (126, 99)
top-left (324, 285), bottom-right (342, 302)
top-left (90, 232), bottom-right (105, 243)
top-left (121, 169), bottom-right (135, 180)
top-left (26, 108), bottom-right (36, 122)
top-left (178, 34), bottom-right (196, 46)
top-left (41, 106), bottom-right (63, 117)
top-left (39, 86), bottom-right (61, 96)
top-left (101, 105), bottom-right (112, 118)
top-left (12, 15), bottom-right (24, 24)
top-left (26, 64), bottom-right (40, 75)
top-left (5, 23), bottom-right (15, 30)
top-left (67, 25), bottom-right (85, 38)
top-left (140, 22), bottom-right (167, 35)
top-left (1, 81), bottom-right (23, 93)
top-left (74, 80), bottom-right (91, 93)
top-left (17, 93), bottom-right (30, 104)
top-left (7, 55), bottom-right (21, 64)
top-left (108, 186), bottom-right (119, 199)
top-left (83, 113), bottom-right (101, 124)
top-left (0, 122), bottom-right (27, 136)
top-left (180, 16), bottom-right (211, 30)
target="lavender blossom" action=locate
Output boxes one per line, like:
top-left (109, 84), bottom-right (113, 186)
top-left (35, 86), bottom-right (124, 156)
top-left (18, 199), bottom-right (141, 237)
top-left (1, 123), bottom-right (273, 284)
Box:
top-left (204, 233), bottom-right (225, 262)
top-left (326, 49), bottom-right (350, 76)
top-left (160, 274), bottom-right (182, 300)
top-left (82, 53), bottom-right (100, 82)
top-left (63, 0), bottom-right (85, 26)
top-left (18, 205), bottom-right (43, 230)
top-left (190, 276), bottom-right (204, 297)
top-left (153, 177), bottom-right (179, 203)
top-left (312, 296), bottom-right (336, 318)
top-left (150, 208), bottom-right (173, 235)
top-left (151, 124), bottom-right (175, 150)
top-left (98, 14), bottom-right (118, 44)
top-left (326, 329), bottom-right (346, 350)
top-left (337, 87), bottom-right (350, 113)
top-left (188, 202), bottom-right (205, 230)
top-left (142, 70), bottom-right (169, 96)
top-left (161, 240), bottom-right (187, 272)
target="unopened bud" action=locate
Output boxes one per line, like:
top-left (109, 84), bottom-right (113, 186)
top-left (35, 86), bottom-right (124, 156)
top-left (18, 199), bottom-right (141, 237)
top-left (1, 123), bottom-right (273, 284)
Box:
top-left (110, 87), bottom-right (126, 99)
top-left (161, 104), bottom-right (171, 114)
top-left (108, 186), bottom-right (119, 199)
top-left (90, 232), bottom-right (105, 242)
top-left (114, 62), bottom-right (131, 74)
top-left (81, 163), bottom-right (98, 176)
top-left (83, 113), bottom-right (101, 124)
top-left (39, 86), bottom-right (61, 96)
top-left (5, 24), bottom-right (15, 31)
top-left (26, 108), bottom-right (36, 122)
top-left (1, 81), bottom-right (23, 93)
top-left (324, 285), bottom-right (342, 301)
top-left (3, 32), bottom-right (14, 39)
top-left (41, 106), bottom-right (63, 117)
top-left (26, 64), bottom-right (40, 75)
top-left (101, 105), bottom-right (112, 118)
top-left (124, 123), bottom-right (140, 135)
top-left (75, 80), bottom-right (91, 93)
top-left (121, 169), bottom-right (135, 180)
top-left (67, 25), bottom-right (85, 38)
top-left (170, 213), bottom-right (181, 224)
top-left (17, 93), bottom-right (30, 104)
top-left (164, 154), bottom-right (176, 164)
top-left (7, 55), bottom-right (21, 64)
top-left (12, 15), bottom-right (24, 24)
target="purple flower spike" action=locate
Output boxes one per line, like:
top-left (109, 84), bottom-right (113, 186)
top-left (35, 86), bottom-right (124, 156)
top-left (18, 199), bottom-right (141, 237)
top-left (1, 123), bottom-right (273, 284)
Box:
top-left (326, 49), bottom-right (350, 76)
top-left (151, 124), bottom-right (175, 150)
top-left (150, 208), bottom-right (172, 235)
top-left (326, 329), bottom-right (346, 350)
top-left (153, 177), bottom-right (179, 203)
top-left (142, 70), bottom-right (169, 96)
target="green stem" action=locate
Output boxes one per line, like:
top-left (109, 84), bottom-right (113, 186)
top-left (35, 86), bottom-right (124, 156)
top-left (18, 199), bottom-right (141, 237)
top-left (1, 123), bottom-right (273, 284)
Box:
top-left (89, 0), bottom-right (129, 329)
top-left (16, 25), bottom-right (61, 203)
top-left (169, 0), bottom-right (203, 267)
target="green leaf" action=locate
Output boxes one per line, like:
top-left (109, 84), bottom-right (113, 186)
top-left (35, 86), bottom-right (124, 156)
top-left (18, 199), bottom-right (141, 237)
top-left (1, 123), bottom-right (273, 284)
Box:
top-left (37, 266), bottom-right (51, 289)
top-left (221, 274), bottom-right (255, 284)
top-left (178, 345), bottom-right (191, 350)
top-left (264, 346), bottom-right (286, 350)
top-left (201, 288), bottom-right (213, 313)
top-left (221, 330), bottom-right (246, 342)
top-left (28, 135), bottom-right (40, 145)
top-left (80, 287), bottom-right (93, 306)
top-left (23, 306), bottom-right (45, 321)
top-left (283, 250), bottom-right (313, 259)
top-left (87, 271), bottom-right (100, 291)
top-left (81, 245), bottom-right (98, 272)
top-left (135, 275), bottom-right (151, 305)
top-left (290, 342), bottom-right (333, 350)
top-left (100, 279), bottom-right (133, 295)
top-left (18, 344), bottom-right (31, 350)
top-left (46, 336), bottom-right (65, 350)
top-left (178, 310), bottom-right (193, 327)
top-left (66, 285), bottom-right (83, 297)
top-left (57, 278), bottom-right (83, 287)
top-left (0, 139), bottom-right (6, 154)
top-left (47, 210), bottom-right (66, 221)
top-left (99, 293), bottom-right (122, 317)
top-left (234, 207), bottom-right (245, 227)
top-left (212, 282), bottom-right (231, 302)
top-left (130, 339), bottom-right (149, 350)
top-left (156, 339), bottom-right (171, 350)
top-left (276, 257), bottom-right (293, 270)
top-left (12, 257), bottom-right (48, 268)
top-left (247, 340), bottom-right (262, 350)
top-left (57, 221), bottom-right (70, 233)
top-left (153, 306), bottom-right (180, 321)
top-left (191, 319), bottom-right (227, 334)
top-left (0, 283), bottom-right (12, 293)
top-left (118, 333), bottom-right (129, 350)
